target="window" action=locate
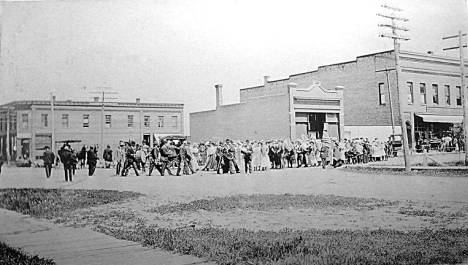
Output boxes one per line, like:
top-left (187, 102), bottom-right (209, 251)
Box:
top-left (456, 86), bottom-right (462, 106)
top-left (105, 115), bottom-right (111, 128)
top-left (420, 83), bottom-right (426, 104)
top-left (172, 116), bottom-right (178, 128)
top-left (432, 84), bottom-right (439, 105)
top-left (11, 114), bottom-right (17, 129)
top-left (128, 115), bottom-right (133, 127)
top-left (144, 115), bottom-right (150, 128)
top-left (378, 83), bottom-right (386, 105)
top-left (0, 117), bottom-right (3, 131)
top-left (444, 85), bottom-right (450, 105)
top-left (22, 114), bottom-right (28, 129)
top-left (62, 114), bottom-right (68, 127)
top-left (83, 114), bottom-right (89, 127)
top-left (407, 82), bottom-right (414, 104)
top-left (41, 114), bottom-right (48, 127)
top-left (157, 116), bottom-right (164, 128)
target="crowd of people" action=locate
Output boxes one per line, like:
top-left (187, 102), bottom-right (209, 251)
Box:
top-left (31, 132), bottom-right (464, 181)
top-left (89, 135), bottom-right (393, 178)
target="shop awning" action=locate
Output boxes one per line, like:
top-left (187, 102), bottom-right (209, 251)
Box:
top-left (416, 114), bottom-right (463, 123)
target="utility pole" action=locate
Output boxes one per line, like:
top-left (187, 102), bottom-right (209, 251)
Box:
top-left (5, 107), bottom-right (10, 166)
top-left (378, 4), bottom-right (411, 172)
top-left (442, 31), bottom-right (468, 165)
top-left (376, 67), bottom-right (397, 136)
top-left (90, 88), bottom-right (117, 160)
top-left (50, 93), bottom-right (56, 154)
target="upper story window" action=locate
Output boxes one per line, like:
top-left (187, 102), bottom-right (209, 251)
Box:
top-left (432, 84), bottom-right (439, 105)
top-left (62, 114), bottom-right (69, 127)
top-left (444, 85), bottom-right (450, 106)
top-left (420, 83), bottom-right (427, 105)
top-left (407, 82), bottom-right (414, 104)
top-left (172, 116), bottom-right (178, 128)
top-left (83, 114), bottom-right (89, 128)
top-left (105, 115), bottom-right (111, 128)
top-left (128, 115), bottom-right (134, 128)
top-left (456, 86), bottom-right (462, 106)
top-left (144, 115), bottom-right (150, 128)
top-left (41, 114), bottom-right (48, 127)
top-left (11, 115), bottom-right (17, 130)
top-left (378, 83), bottom-right (386, 105)
top-left (0, 117), bottom-right (3, 131)
top-left (157, 116), bottom-right (164, 128)
top-left (22, 114), bottom-right (28, 129)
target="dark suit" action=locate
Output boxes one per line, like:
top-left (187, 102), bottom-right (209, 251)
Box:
top-left (43, 150), bottom-right (55, 178)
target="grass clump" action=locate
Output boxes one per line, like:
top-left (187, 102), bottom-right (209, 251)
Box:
top-left (0, 188), bottom-right (142, 219)
top-left (149, 194), bottom-right (398, 214)
top-left (0, 241), bottom-right (55, 265)
top-left (95, 225), bottom-right (468, 265)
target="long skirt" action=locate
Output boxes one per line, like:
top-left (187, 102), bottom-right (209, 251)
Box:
top-left (204, 154), bottom-right (217, 170)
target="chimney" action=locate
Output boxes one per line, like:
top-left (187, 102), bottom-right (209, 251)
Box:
top-left (215, 84), bottom-right (223, 109)
top-left (263, 75), bottom-right (270, 85)
top-left (93, 97), bottom-right (99, 102)
top-left (136, 98), bottom-right (141, 103)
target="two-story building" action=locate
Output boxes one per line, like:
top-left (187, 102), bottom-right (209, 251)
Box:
top-left (190, 49), bottom-right (465, 145)
top-left (0, 98), bottom-right (184, 162)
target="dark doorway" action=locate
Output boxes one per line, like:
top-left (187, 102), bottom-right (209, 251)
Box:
top-left (309, 113), bottom-right (326, 139)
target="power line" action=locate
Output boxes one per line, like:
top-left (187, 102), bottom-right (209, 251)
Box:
top-left (377, 3), bottom-right (412, 173)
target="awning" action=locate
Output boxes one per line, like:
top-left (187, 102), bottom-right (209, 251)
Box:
top-left (416, 114), bottom-right (463, 123)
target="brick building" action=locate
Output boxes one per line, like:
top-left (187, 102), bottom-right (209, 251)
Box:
top-left (0, 99), bottom-right (184, 162)
top-left (190, 50), bottom-right (464, 145)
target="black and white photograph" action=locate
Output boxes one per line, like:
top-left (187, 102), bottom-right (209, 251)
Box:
top-left (0, 0), bottom-right (468, 264)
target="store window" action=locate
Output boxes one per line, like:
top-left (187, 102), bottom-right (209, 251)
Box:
top-left (128, 115), bottom-right (134, 128)
top-left (444, 85), bottom-right (450, 105)
top-left (378, 83), bottom-right (386, 105)
top-left (144, 115), bottom-right (150, 128)
top-left (432, 84), bottom-right (438, 105)
top-left (22, 114), bottom-right (28, 129)
top-left (41, 114), bottom-right (48, 127)
top-left (456, 86), bottom-right (462, 106)
top-left (407, 82), bottom-right (414, 104)
top-left (83, 114), bottom-right (89, 128)
top-left (420, 83), bottom-right (426, 104)
top-left (62, 114), bottom-right (69, 127)
top-left (172, 116), bottom-right (178, 128)
top-left (105, 115), bottom-right (111, 128)
top-left (158, 116), bottom-right (164, 128)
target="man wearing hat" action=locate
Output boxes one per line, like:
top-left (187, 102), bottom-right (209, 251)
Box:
top-left (43, 146), bottom-right (55, 178)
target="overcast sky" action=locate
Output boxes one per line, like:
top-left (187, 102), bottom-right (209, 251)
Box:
top-left (0, 0), bottom-right (467, 133)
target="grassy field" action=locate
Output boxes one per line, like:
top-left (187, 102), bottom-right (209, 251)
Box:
top-left (1, 189), bottom-right (467, 264)
top-left (0, 240), bottom-right (55, 265)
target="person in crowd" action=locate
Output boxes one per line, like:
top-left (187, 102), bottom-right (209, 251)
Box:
top-left (59, 145), bottom-right (73, 181)
top-left (70, 149), bottom-right (79, 176)
top-left (115, 141), bottom-right (125, 175)
top-left (147, 142), bottom-right (161, 176)
top-left (103, 145), bottom-right (113, 169)
top-left (308, 140), bottom-right (318, 167)
top-left (260, 141), bottom-right (270, 171)
top-left (177, 141), bottom-right (195, 175)
top-left (78, 145), bottom-right (87, 169)
top-left (202, 142), bottom-right (217, 171)
top-left (320, 142), bottom-right (330, 169)
top-left (283, 139), bottom-right (295, 168)
top-left (0, 152), bottom-right (3, 174)
top-left (87, 146), bottom-right (98, 176)
top-left (121, 141), bottom-right (139, 177)
top-left (43, 146), bottom-right (55, 178)
top-left (296, 140), bottom-right (307, 168)
top-left (159, 139), bottom-right (174, 176)
top-left (226, 140), bottom-right (240, 174)
top-left (252, 141), bottom-right (261, 171)
top-left (241, 140), bottom-right (253, 174)
top-left (191, 143), bottom-right (200, 171)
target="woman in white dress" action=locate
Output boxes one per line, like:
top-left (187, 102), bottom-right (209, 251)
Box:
top-left (260, 141), bottom-right (270, 171)
top-left (190, 143), bottom-right (200, 171)
top-left (252, 142), bottom-right (262, 171)
top-left (308, 140), bottom-right (318, 167)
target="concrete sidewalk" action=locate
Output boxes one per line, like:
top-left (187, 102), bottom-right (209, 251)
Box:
top-left (0, 209), bottom-right (215, 265)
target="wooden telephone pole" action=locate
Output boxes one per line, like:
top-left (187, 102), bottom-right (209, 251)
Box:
top-left (378, 4), bottom-right (411, 172)
top-left (442, 31), bottom-right (468, 165)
